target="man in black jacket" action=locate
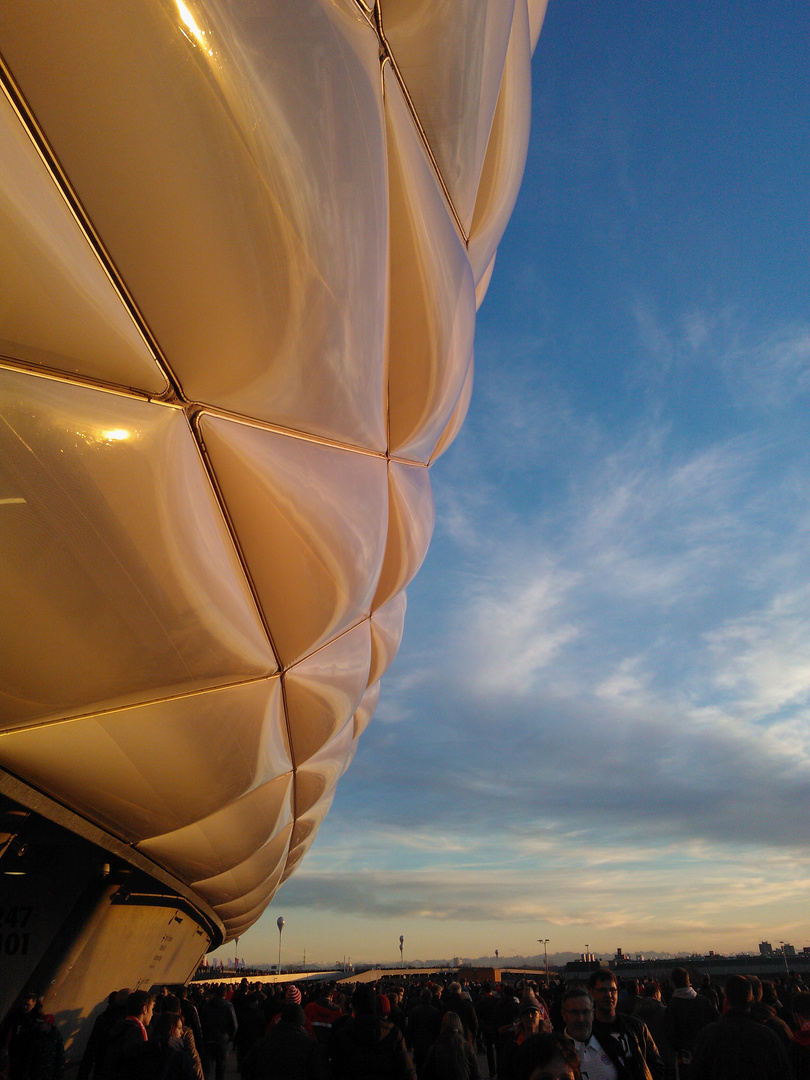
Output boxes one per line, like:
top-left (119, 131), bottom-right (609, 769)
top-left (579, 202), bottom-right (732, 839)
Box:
top-left (691, 975), bottom-right (792, 1080)
top-left (331, 984), bottom-right (415, 1080)
top-left (664, 968), bottom-right (718, 1077)
top-left (590, 969), bottom-right (664, 1080)
top-left (199, 986), bottom-right (237, 1080)
top-left (246, 1003), bottom-right (328, 1080)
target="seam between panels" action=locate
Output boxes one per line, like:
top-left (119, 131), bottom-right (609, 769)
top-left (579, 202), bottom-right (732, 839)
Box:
top-left (278, 673), bottom-right (298, 885)
top-left (374, 8), bottom-right (469, 244)
top-left (0, 673), bottom-right (282, 735)
top-left (186, 403), bottom-right (389, 460)
top-left (188, 410), bottom-right (284, 675)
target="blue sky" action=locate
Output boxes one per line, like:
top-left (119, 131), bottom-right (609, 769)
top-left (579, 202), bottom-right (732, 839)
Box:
top-left (217, 0), bottom-right (810, 967)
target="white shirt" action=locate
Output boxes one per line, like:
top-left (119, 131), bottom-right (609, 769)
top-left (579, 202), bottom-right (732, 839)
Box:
top-left (567, 1030), bottom-right (618, 1080)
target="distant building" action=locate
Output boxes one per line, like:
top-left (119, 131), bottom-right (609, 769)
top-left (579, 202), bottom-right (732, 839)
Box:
top-left (760, 942), bottom-right (774, 956)
top-left (784, 944), bottom-right (796, 957)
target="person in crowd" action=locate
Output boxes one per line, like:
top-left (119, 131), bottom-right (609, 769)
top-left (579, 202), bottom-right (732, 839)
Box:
top-left (697, 977), bottom-right (719, 1012)
top-left (475, 981), bottom-right (500, 1080)
top-left (495, 985), bottom-right (521, 1064)
top-left (245, 1002), bottom-right (329, 1080)
top-left (421, 1011), bottom-right (479, 1080)
top-left (406, 988), bottom-right (442, 1075)
top-left (233, 992), bottom-right (268, 1074)
top-left (664, 968), bottom-right (718, 1077)
top-left (589, 969), bottom-right (664, 1080)
top-left (268, 987), bottom-right (315, 1039)
top-left (750, 980), bottom-right (810, 1079)
top-left (386, 989), bottom-right (407, 1037)
top-left (617, 982), bottom-right (644, 1018)
top-left (331, 983), bottom-right (415, 1080)
top-left (120, 1012), bottom-right (193, 1080)
top-left (517, 1032), bottom-right (582, 1080)
top-left (443, 983), bottom-right (479, 1048)
top-left (632, 984), bottom-right (675, 1080)
top-left (104, 991), bottom-right (154, 1080)
top-left (500, 994), bottom-right (551, 1080)
top-left (176, 985), bottom-right (203, 1053)
top-left (6, 992), bottom-right (64, 1080)
top-left (793, 992), bottom-right (810, 1048)
top-left (751, 979), bottom-right (795, 1045)
top-left (158, 994), bottom-right (204, 1080)
top-left (76, 990), bottom-right (128, 1080)
top-left (691, 974), bottom-right (792, 1080)
top-left (199, 985), bottom-right (237, 1080)
top-left (562, 986), bottom-right (620, 1080)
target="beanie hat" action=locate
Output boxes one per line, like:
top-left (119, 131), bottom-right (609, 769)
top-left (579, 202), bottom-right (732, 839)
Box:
top-left (286, 985), bottom-right (302, 1005)
top-left (519, 993), bottom-right (542, 1015)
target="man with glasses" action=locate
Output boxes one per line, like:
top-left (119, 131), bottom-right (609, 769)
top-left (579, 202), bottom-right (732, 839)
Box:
top-left (561, 986), bottom-right (617, 1080)
top-left (588, 970), bottom-right (663, 1080)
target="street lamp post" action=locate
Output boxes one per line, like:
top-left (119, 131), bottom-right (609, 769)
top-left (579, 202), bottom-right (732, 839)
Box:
top-left (538, 938), bottom-right (549, 983)
top-left (277, 916), bottom-right (284, 975)
top-left (780, 941), bottom-right (790, 976)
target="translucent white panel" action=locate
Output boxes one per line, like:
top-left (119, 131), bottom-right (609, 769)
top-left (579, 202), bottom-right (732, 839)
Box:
top-left (373, 462), bottom-right (434, 608)
top-left (294, 718), bottom-right (356, 816)
top-left (368, 594), bottom-right (408, 687)
top-left (280, 836), bottom-right (317, 885)
top-left (354, 681), bottom-right (380, 739)
top-left (221, 915), bottom-right (264, 938)
top-left (137, 773), bottom-right (293, 882)
top-left (467, 0), bottom-right (533, 284)
top-left (528, 0), bottom-right (550, 52)
top-left (192, 824), bottom-right (292, 906)
top-left (214, 881), bottom-right (282, 926)
top-left (430, 361), bottom-right (475, 464)
top-left (0, 0), bottom-right (388, 448)
top-left (0, 371), bottom-right (274, 727)
top-left (342, 738), bottom-right (360, 776)
top-left (475, 256), bottom-right (497, 310)
top-left (219, 905), bottom-right (276, 940)
top-left (0, 679), bottom-right (288, 842)
top-left (199, 415), bottom-right (388, 667)
top-left (284, 623), bottom-right (371, 767)
top-left (384, 67), bottom-right (476, 463)
top-left (290, 789), bottom-right (338, 850)
top-left (380, 0), bottom-right (516, 231)
top-left (0, 91), bottom-right (165, 394)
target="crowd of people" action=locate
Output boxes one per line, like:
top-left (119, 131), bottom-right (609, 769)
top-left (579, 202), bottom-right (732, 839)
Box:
top-left (4, 966), bottom-right (810, 1080)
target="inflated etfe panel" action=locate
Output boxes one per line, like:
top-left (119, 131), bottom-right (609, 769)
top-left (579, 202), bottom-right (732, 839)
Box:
top-left (0, 0), bottom-right (546, 939)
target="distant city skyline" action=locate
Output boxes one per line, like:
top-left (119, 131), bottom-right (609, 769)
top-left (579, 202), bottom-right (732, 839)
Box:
top-left (215, 940), bottom-right (810, 972)
top-left (212, 0), bottom-right (810, 967)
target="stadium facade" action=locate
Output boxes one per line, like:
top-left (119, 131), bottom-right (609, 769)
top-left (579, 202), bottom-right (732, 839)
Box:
top-left (0, 0), bottom-right (546, 1052)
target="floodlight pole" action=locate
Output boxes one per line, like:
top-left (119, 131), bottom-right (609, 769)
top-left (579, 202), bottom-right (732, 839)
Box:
top-left (399, 935), bottom-right (404, 969)
top-left (277, 916), bottom-right (285, 975)
top-left (538, 938), bottom-right (549, 982)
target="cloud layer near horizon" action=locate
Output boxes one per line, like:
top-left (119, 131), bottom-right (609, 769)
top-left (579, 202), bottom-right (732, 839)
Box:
top-left (248, 309), bottom-right (810, 962)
